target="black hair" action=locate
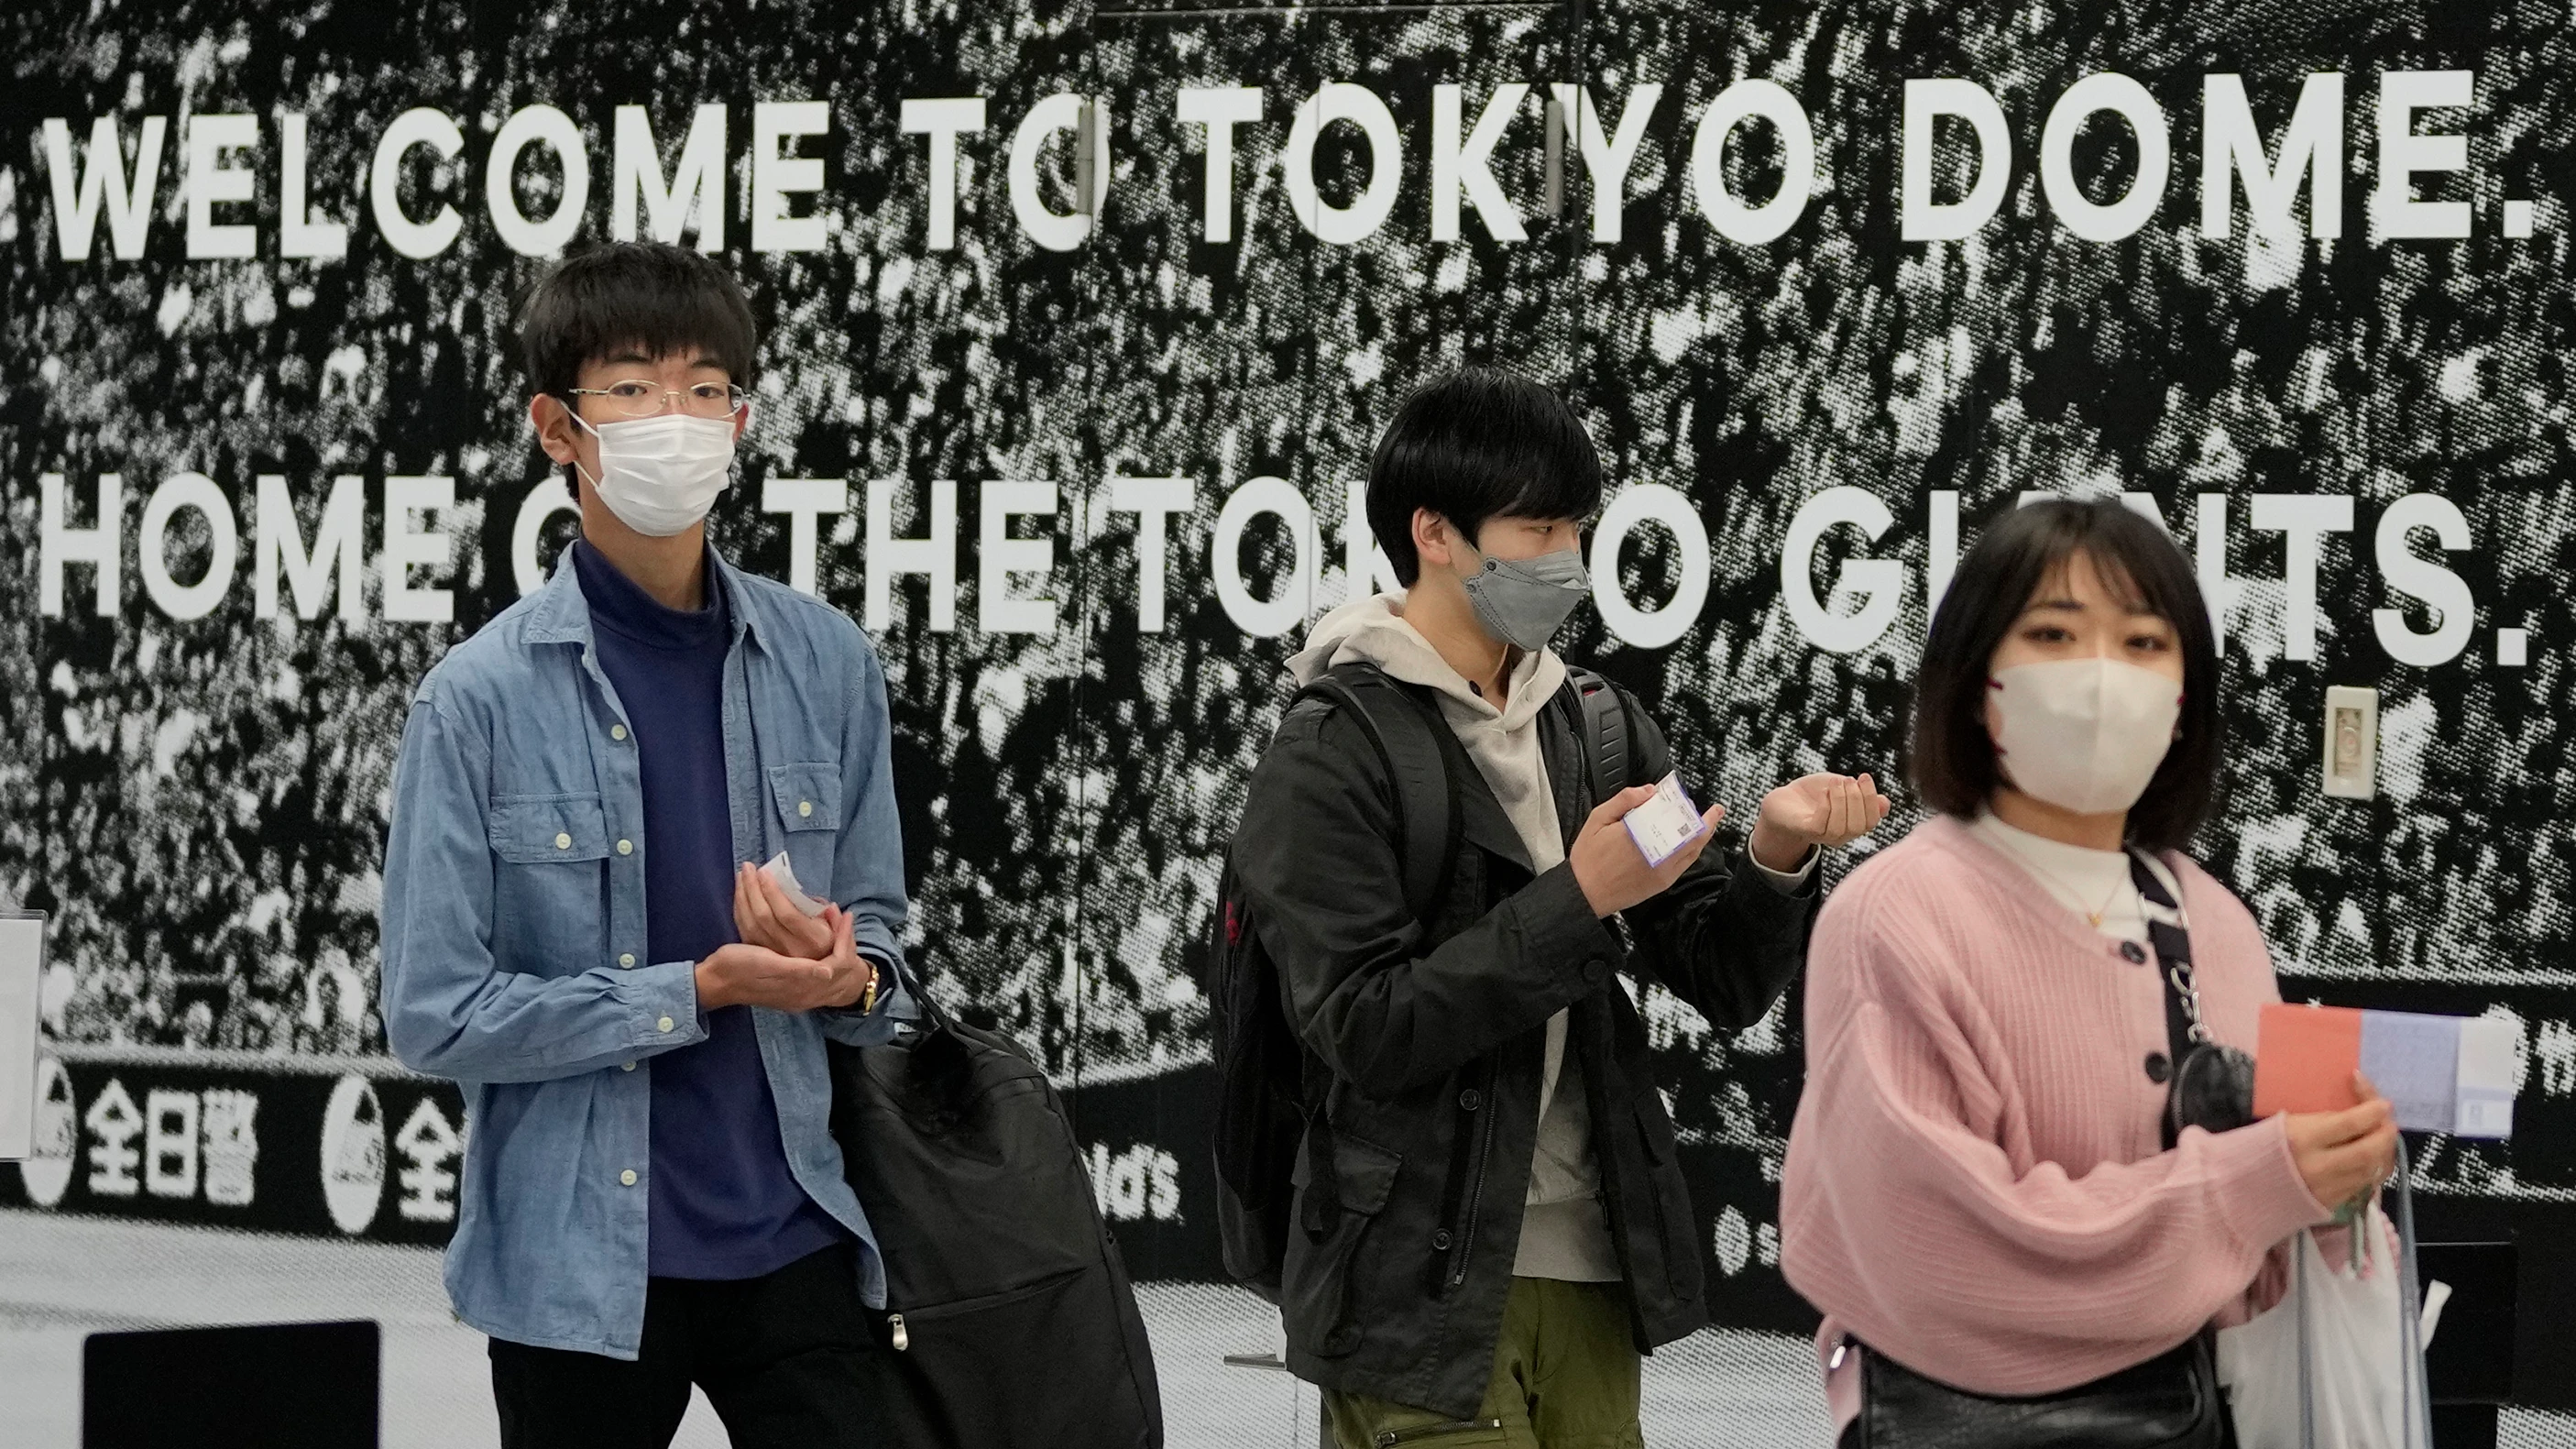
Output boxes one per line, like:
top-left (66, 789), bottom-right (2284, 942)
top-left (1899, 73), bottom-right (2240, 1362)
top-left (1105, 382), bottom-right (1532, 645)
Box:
top-left (516, 242), bottom-right (758, 493)
top-left (1365, 366), bottom-right (1605, 586)
top-left (1907, 496), bottom-right (2222, 851)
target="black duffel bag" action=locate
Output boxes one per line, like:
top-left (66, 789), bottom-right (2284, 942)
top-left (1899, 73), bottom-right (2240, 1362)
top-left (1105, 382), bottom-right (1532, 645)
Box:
top-left (828, 994), bottom-right (1163, 1449)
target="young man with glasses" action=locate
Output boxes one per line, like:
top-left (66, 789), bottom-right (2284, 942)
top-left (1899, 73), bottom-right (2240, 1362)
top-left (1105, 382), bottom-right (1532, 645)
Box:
top-left (378, 242), bottom-right (912, 1448)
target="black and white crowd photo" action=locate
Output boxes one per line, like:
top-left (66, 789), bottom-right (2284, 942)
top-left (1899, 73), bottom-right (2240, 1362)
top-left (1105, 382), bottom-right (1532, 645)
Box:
top-left (2, 0), bottom-right (2572, 1445)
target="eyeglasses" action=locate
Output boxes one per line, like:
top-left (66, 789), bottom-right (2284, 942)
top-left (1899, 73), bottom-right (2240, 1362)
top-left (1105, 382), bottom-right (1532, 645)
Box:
top-left (566, 379), bottom-right (747, 420)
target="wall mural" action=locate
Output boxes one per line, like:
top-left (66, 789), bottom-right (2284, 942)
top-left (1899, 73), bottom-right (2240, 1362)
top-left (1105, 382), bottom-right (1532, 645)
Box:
top-left (2, 0), bottom-right (2571, 1404)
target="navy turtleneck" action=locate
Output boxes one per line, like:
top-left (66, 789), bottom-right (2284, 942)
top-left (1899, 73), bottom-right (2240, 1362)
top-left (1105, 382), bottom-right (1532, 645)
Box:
top-left (569, 539), bottom-right (846, 1281)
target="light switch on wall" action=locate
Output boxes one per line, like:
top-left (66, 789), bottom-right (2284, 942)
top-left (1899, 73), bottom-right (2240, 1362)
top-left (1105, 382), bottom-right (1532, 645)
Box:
top-left (2323, 686), bottom-right (2378, 799)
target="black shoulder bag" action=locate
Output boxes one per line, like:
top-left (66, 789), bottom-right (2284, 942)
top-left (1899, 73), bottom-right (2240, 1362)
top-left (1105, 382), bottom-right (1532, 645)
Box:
top-left (1845, 850), bottom-right (2255, 1449)
top-left (828, 991), bottom-right (1164, 1449)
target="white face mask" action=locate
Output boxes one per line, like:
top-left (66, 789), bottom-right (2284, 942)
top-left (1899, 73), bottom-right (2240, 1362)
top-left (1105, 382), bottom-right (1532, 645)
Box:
top-left (1987, 656), bottom-right (2184, 817)
top-left (573, 412), bottom-right (737, 537)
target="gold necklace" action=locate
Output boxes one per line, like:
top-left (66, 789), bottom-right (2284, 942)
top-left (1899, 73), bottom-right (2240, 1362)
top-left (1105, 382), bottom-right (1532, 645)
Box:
top-left (1992, 829), bottom-right (2136, 928)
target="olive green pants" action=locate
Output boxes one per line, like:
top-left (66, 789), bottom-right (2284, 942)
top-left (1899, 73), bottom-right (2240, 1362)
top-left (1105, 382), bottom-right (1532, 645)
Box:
top-left (1325, 1278), bottom-right (1646, 1449)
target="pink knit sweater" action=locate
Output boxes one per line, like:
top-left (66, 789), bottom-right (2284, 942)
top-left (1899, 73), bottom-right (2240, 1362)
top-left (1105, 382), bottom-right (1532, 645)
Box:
top-left (1780, 815), bottom-right (2333, 1430)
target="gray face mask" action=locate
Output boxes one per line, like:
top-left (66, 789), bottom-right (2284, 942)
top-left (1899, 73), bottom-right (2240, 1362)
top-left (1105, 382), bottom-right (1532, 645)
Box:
top-left (1460, 542), bottom-right (1591, 652)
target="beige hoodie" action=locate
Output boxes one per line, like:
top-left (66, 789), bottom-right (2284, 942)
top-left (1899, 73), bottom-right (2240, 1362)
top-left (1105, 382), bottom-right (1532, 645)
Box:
top-left (1287, 592), bottom-right (1621, 1283)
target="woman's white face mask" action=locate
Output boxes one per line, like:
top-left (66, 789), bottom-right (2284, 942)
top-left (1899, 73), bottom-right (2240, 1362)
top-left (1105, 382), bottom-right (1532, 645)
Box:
top-left (1986, 656), bottom-right (2183, 816)
top-left (574, 412), bottom-right (737, 537)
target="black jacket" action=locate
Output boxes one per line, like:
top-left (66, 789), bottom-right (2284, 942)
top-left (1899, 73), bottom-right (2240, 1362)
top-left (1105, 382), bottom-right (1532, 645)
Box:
top-left (1232, 674), bottom-right (1817, 1418)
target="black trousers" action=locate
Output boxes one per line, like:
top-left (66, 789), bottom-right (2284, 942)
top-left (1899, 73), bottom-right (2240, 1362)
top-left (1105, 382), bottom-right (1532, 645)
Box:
top-left (488, 1242), bottom-right (894, 1449)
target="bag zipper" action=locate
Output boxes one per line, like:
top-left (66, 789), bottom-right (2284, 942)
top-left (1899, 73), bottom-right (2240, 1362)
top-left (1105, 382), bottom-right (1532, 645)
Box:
top-left (883, 1263), bottom-right (1088, 1352)
top-left (1375, 1419), bottom-right (1504, 1446)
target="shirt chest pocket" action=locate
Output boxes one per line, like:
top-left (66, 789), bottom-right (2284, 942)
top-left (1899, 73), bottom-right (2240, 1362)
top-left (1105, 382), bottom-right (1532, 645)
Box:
top-left (487, 794), bottom-right (611, 973)
top-left (767, 763), bottom-right (840, 895)
top-left (490, 793), bottom-right (613, 863)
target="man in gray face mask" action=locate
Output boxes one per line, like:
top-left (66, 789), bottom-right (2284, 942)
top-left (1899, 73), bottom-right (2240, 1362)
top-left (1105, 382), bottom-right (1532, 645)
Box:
top-left (1224, 368), bottom-right (1889, 1449)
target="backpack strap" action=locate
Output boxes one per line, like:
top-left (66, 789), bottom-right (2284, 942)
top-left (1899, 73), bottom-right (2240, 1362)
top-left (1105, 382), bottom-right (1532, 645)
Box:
top-left (1562, 664), bottom-right (1643, 806)
top-left (1283, 663), bottom-right (1463, 1240)
top-left (1295, 663), bottom-right (1463, 930)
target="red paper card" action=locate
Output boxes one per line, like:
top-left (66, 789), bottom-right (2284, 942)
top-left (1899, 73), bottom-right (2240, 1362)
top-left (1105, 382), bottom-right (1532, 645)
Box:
top-left (2253, 1004), bottom-right (2365, 1117)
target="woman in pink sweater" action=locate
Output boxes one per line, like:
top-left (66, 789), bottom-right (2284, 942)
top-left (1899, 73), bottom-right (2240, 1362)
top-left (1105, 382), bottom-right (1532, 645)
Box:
top-left (1780, 498), bottom-right (2398, 1446)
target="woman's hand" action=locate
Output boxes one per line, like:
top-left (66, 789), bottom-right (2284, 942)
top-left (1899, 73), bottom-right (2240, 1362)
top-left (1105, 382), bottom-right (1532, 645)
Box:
top-left (2283, 1071), bottom-right (2399, 1213)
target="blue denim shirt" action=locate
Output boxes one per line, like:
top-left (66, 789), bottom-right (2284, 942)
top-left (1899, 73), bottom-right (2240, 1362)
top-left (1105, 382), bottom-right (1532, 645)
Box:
top-left (378, 549), bottom-right (914, 1360)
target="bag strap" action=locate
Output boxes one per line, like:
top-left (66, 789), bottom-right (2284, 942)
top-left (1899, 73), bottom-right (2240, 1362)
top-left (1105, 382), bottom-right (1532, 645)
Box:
top-left (1285, 663), bottom-right (1463, 1238)
top-left (2127, 851), bottom-right (2204, 1065)
top-left (1562, 664), bottom-right (1639, 806)
top-left (2129, 851), bottom-right (2212, 1151)
top-left (1297, 663), bottom-right (1463, 929)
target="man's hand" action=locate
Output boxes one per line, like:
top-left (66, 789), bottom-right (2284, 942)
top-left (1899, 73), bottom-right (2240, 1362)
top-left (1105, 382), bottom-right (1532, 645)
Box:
top-left (734, 861), bottom-right (833, 960)
top-left (696, 906), bottom-right (877, 1013)
top-left (1748, 773), bottom-right (1891, 873)
top-left (1569, 784), bottom-right (1726, 918)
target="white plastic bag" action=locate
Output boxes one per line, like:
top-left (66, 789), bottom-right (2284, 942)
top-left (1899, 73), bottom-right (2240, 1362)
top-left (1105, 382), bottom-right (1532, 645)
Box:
top-left (2217, 1203), bottom-right (2445, 1449)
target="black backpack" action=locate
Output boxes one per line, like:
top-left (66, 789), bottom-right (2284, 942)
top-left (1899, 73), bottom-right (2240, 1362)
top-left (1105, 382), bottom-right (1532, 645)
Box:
top-left (828, 993), bottom-right (1163, 1448)
top-left (1208, 661), bottom-right (1640, 1301)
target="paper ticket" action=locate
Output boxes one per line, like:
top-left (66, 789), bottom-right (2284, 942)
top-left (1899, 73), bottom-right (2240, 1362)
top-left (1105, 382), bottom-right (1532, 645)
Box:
top-left (1622, 772), bottom-right (1708, 868)
top-left (2253, 1003), bottom-right (2516, 1138)
top-left (761, 851), bottom-right (830, 918)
